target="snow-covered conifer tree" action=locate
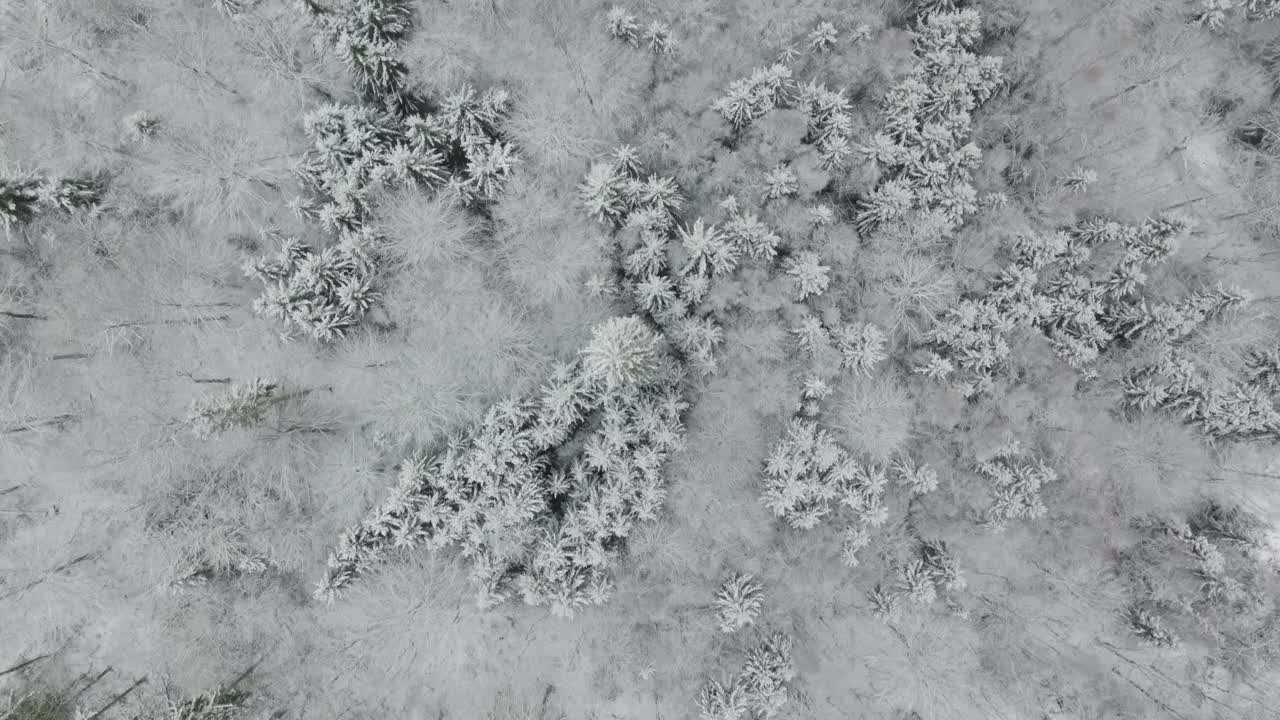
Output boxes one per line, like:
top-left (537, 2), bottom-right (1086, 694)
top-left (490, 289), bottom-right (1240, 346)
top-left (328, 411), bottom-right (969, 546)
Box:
top-left (784, 251), bottom-right (830, 300)
top-left (188, 378), bottom-right (279, 436)
top-left (715, 573), bottom-right (765, 632)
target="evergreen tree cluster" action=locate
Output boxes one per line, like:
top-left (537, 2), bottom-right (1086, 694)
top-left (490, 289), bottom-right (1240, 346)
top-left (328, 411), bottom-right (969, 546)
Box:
top-left (1, 172), bottom-right (105, 235)
top-left (605, 6), bottom-right (676, 55)
top-left (759, 406), bottom-right (936, 569)
top-left (298, 0), bottom-right (416, 107)
top-left (909, 211), bottom-right (1273, 439)
top-left (869, 538), bottom-right (965, 620)
top-left (580, 147), bottom-right (777, 376)
top-left (973, 440), bottom-right (1059, 530)
top-left (320, 145), bottom-right (779, 614)
top-left (1195, 0), bottom-right (1280, 31)
top-left (697, 632), bottom-right (798, 720)
top-left (295, 88), bottom-right (515, 232)
top-left (855, 9), bottom-right (1003, 232)
top-left (1123, 345), bottom-right (1280, 441)
top-left (1120, 502), bottom-right (1277, 659)
top-left (791, 317), bottom-right (889, 373)
top-left (711, 65), bottom-right (855, 169)
top-left (249, 5), bottom-right (517, 339)
top-left (317, 319), bottom-right (689, 615)
top-left (244, 230), bottom-right (381, 341)
top-left (920, 216), bottom-right (1238, 396)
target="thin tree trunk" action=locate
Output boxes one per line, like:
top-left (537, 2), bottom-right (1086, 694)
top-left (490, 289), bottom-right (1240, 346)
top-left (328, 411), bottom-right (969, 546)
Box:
top-left (1161, 193), bottom-right (1217, 212)
top-left (66, 668), bottom-right (113, 709)
top-left (0, 552), bottom-right (95, 601)
top-left (226, 657), bottom-right (263, 689)
top-left (171, 58), bottom-right (243, 99)
top-left (0, 653), bottom-right (49, 678)
top-left (1110, 667), bottom-right (1189, 720)
top-left (83, 676), bottom-right (146, 720)
top-left (105, 314), bottom-right (231, 329)
top-left (1089, 58), bottom-right (1188, 112)
top-left (158, 301), bottom-right (235, 309)
top-left (42, 40), bottom-right (129, 87)
top-left (2, 413), bottom-right (79, 434)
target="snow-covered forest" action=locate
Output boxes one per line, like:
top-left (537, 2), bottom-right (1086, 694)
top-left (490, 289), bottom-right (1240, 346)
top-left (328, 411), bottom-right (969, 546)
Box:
top-left (3, 1), bottom-right (1280, 718)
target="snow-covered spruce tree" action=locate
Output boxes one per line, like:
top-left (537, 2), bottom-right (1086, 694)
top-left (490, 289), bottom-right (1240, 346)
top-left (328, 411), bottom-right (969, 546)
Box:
top-left (919, 537), bottom-right (965, 593)
top-left (739, 632), bottom-right (797, 718)
top-left (807, 22), bottom-right (839, 53)
top-left (1108, 282), bottom-right (1251, 345)
top-left (867, 583), bottom-right (900, 620)
top-left (679, 218), bottom-right (740, 278)
top-left (580, 315), bottom-right (662, 390)
top-left (808, 203), bottom-right (835, 228)
top-left (1244, 344), bottom-right (1280, 393)
top-left (712, 63), bottom-right (794, 132)
top-left (1, 175), bottom-right (43, 232)
top-left (606, 6), bottom-right (640, 45)
top-left (762, 165), bottom-right (798, 201)
top-left (855, 9), bottom-right (1002, 232)
top-left (2, 172), bottom-right (105, 235)
top-left (697, 677), bottom-right (749, 720)
top-left (832, 322), bottom-right (888, 376)
top-left (912, 0), bottom-right (963, 18)
top-left (1058, 166), bottom-right (1097, 194)
top-left (715, 572), bottom-right (765, 633)
top-left (795, 81), bottom-right (855, 169)
top-left (880, 538), bottom-right (965, 613)
top-left (1127, 605), bottom-right (1178, 647)
top-left (188, 378), bottom-right (279, 436)
top-left (783, 251), bottom-right (830, 300)
top-left (974, 441), bottom-right (1059, 530)
top-left (722, 210), bottom-right (782, 261)
top-left (643, 20), bottom-right (676, 55)
top-left (893, 455), bottom-right (939, 495)
top-left (579, 161), bottom-right (629, 225)
top-left (792, 317), bottom-right (830, 359)
top-left (245, 230), bottom-right (381, 341)
top-left (897, 558), bottom-right (938, 605)
top-left (798, 375), bottom-right (831, 417)
top-left (297, 88), bottom-right (515, 226)
top-left (299, 0), bottom-right (415, 102)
